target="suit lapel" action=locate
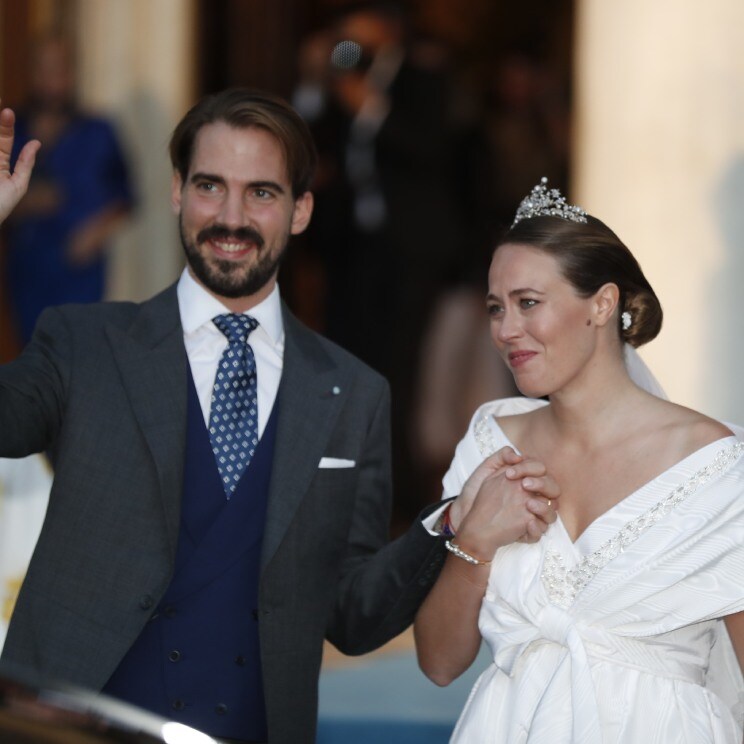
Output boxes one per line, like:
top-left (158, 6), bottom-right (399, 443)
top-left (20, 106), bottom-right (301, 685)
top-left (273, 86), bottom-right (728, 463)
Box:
top-left (106, 284), bottom-right (188, 558)
top-left (260, 307), bottom-right (349, 570)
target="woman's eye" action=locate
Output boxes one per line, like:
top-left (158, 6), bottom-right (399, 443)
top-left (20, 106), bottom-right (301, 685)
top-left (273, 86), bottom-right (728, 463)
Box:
top-left (520, 298), bottom-right (538, 309)
top-left (487, 303), bottom-right (503, 317)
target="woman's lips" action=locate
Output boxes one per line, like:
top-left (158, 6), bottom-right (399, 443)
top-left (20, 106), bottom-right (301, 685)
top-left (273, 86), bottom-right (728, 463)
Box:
top-left (508, 350), bottom-right (537, 368)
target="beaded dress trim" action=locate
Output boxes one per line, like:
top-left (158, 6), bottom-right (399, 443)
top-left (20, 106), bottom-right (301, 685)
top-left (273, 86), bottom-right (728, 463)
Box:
top-left (472, 405), bottom-right (744, 609)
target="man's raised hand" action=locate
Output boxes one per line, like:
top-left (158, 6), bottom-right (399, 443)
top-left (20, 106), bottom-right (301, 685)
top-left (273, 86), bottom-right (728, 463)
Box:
top-left (0, 103), bottom-right (40, 224)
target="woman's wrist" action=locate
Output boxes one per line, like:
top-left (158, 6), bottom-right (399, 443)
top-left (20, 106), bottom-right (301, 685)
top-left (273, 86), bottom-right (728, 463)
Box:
top-left (447, 559), bottom-right (489, 589)
top-left (445, 539), bottom-right (492, 566)
top-left (452, 522), bottom-right (503, 561)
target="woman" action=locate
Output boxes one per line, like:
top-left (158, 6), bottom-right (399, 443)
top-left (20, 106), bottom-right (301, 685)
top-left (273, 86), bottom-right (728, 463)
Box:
top-left (414, 179), bottom-right (744, 742)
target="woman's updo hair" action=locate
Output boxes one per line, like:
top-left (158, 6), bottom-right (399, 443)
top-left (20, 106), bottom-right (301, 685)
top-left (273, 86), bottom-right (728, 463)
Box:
top-left (497, 215), bottom-right (662, 348)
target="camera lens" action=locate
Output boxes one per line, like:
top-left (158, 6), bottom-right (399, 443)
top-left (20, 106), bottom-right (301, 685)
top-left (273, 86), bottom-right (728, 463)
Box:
top-left (331, 40), bottom-right (363, 70)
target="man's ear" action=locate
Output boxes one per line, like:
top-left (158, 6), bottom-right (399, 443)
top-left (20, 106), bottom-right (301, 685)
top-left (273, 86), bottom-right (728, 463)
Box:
top-left (170, 171), bottom-right (183, 214)
top-left (593, 282), bottom-right (620, 327)
top-left (290, 191), bottom-right (314, 235)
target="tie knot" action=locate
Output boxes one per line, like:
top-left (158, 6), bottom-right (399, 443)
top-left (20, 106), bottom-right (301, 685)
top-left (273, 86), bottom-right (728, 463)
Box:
top-left (213, 313), bottom-right (259, 345)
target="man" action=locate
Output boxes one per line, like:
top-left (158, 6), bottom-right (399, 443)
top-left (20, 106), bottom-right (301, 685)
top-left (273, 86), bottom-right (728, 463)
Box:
top-left (0, 88), bottom-right (452, 744)
top-left (0, 90), bottom-right (556, 743)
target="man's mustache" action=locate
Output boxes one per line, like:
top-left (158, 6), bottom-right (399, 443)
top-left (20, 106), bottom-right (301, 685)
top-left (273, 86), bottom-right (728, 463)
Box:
top-left (196, 224), bottom-right (265, 247)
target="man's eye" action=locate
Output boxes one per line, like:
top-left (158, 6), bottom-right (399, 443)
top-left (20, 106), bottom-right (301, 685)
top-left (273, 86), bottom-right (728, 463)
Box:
top-left (197, 182), bottom-right (217, 192)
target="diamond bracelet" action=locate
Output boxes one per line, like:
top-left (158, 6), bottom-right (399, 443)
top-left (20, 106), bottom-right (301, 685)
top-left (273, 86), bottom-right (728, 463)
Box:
top-left (444, 540), bottom-right (491, 566)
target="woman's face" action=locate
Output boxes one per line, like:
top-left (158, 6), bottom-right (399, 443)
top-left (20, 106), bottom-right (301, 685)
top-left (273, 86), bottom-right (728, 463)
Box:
top-left (487, 243), bottom-right (599, 398)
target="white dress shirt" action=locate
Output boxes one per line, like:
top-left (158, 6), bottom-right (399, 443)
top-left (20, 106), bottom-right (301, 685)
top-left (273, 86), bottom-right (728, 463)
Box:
top-left (177, 268), bottom-right (284, 437)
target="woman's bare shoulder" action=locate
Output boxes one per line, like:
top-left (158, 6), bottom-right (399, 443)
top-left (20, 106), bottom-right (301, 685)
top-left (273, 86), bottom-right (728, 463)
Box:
top-left (649, 398), bottom-right (733, 453)
top-left (494, 401), bottom-right (550, 447)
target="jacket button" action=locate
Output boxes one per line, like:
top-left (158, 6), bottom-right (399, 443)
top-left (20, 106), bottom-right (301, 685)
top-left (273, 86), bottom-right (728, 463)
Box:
top-left (215, 703), bottom-right (228, 715)
top-left (163, 605), bottom-right (177, 618)
top-left (168, 650), bottom-right (181, 663)
top-left (172, 699), bottom-right (185, 711)
top-left (251, 609), bottom-right (259, 621)
top-left (139, 595), bottom-right (154, 610)
top-left (235, 655), bottom-right (246, 666)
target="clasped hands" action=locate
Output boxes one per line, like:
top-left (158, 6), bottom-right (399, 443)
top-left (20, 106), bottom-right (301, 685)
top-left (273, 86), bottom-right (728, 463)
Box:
top-left (448, 447), bottom-right (560, 562)
top-left (0, 101), bottom-right (41, 224)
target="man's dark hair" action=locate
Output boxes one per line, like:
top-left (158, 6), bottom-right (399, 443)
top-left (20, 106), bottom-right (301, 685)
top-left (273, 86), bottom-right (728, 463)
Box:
top-left (169, 88), bottom-right (318, 198)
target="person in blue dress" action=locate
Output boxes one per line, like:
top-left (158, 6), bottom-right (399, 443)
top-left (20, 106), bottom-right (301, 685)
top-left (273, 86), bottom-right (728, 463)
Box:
top-left (4, 34), bottom-right (133, 345)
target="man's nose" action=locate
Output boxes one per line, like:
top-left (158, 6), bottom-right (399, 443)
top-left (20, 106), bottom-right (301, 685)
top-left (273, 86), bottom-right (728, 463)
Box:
top-left (218, 191), bottom-right (246, 228)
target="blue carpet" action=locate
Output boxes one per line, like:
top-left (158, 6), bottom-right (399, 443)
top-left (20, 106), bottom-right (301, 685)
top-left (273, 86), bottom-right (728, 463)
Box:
top-left (317, 644), bottom-right (489, 743)
top-left (318, 719), bottom-right (452, 743)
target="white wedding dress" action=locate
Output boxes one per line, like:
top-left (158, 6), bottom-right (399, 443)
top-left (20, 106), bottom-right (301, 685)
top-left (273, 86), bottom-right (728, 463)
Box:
top-left (443, 397), bottom-right (744, 743)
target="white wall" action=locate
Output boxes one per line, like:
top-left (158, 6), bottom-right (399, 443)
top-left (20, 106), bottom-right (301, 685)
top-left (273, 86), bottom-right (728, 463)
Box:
top-left (574, 0), bottom-right (744, 421)
top-left (75, 0), bottom-right (196, 302)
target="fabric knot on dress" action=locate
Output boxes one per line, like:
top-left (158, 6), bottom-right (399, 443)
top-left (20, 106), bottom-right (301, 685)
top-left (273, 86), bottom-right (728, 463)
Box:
top-left (492, 602), bottom-right (576, 676)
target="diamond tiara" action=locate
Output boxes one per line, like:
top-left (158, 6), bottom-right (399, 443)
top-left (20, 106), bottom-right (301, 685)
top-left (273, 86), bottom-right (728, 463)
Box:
top-left (512, 177), bottom-right (588, 227)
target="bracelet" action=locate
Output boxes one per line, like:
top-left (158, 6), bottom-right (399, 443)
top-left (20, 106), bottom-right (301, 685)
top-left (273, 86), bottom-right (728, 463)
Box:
top-left (445, 540), bottom-right (491, 566)
top-left (433, 503), bottom-right (456, 537)
top-left (441, 504), bottom-right (456, 538)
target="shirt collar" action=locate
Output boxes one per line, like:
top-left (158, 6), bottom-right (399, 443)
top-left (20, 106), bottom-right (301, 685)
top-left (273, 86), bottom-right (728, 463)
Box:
top-left (176, 267), bottom-right (284, 345)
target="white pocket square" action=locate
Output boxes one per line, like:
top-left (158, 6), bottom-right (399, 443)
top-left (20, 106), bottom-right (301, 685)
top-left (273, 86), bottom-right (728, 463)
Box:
top-left (318, 457), bottom-right (356, 469)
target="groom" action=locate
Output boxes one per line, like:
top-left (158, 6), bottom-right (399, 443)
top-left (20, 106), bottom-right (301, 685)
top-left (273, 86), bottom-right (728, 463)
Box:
top-left (0, 89), bottom-right (562, 743)
top-left (0, 89), bottom-right (453, 743)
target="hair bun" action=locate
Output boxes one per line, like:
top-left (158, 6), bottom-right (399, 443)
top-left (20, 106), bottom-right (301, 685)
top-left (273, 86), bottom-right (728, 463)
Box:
top-left (622, 289), bottom-right (662, 348)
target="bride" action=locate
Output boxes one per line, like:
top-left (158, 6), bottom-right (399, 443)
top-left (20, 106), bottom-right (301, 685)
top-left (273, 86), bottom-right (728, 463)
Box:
top-left (414, 179), bottom-right (744, 742)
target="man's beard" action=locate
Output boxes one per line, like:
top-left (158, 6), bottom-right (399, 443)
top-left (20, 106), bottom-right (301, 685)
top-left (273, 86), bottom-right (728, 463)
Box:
top-left (180, 218), bottom-right (288, 299)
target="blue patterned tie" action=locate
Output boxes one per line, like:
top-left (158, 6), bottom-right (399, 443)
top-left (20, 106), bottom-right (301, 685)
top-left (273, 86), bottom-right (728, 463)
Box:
top-left (209, 313), bottom-right (260, 498)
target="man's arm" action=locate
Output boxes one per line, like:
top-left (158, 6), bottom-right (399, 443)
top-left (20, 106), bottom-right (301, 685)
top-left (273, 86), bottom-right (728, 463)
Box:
top-left (325, 381), bottom-right (446, 655)
top-left (0, 99), bottom-right (67, 449)
top-left (0, 307), bottom-right (69, 458)
top-left (325, 381), bottom-right (560, 657)
top-left (0, 103), bottom-right (40, 224)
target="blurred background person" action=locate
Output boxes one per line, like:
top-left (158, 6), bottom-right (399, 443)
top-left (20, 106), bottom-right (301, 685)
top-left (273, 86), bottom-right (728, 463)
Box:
top-left (2, 32), bottom-right (134, 347)
top-left (295, 1), bottom-right (489, 524)
top-left (412, 284), bottom-right (518, 502)
top-left (484, 49), bottom-right (570, 232)
top-left (409, 46), bottom-right (570, 499)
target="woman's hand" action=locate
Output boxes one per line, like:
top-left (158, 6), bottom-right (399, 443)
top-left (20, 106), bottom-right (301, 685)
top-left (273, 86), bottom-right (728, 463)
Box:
top-left (416, 451), bottom-right (559, 686)
top-left (449, 446), bottom-right (524, 529)
top-left (454, 455), bottom-right (560, 560)
top-left (0, 103), bottom-right (40, 224)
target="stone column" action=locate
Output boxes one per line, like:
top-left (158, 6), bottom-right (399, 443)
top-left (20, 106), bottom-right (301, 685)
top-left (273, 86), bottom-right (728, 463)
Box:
top-left (75, 0), bottom-right (196, 301)
top-left (573, 0), bottom-right (744, 420)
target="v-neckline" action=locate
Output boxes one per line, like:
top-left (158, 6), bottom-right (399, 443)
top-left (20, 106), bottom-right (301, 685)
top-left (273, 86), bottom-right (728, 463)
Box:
top-left (487, 413), bottom-right (737, 547)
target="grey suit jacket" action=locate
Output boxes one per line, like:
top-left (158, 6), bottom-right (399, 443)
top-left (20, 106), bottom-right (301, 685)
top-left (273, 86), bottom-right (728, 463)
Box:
top-left (0, 284), bottom-right (447, 743)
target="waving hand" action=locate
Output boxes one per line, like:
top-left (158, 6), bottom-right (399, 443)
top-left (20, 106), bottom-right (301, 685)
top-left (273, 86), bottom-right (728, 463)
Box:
top-left (0, 102), bottom-right (40, 224)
